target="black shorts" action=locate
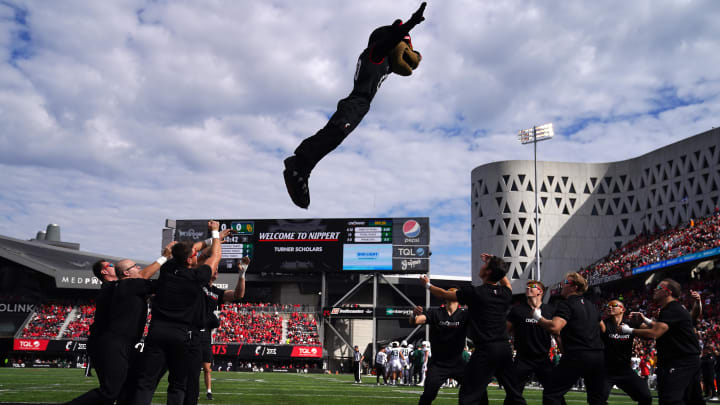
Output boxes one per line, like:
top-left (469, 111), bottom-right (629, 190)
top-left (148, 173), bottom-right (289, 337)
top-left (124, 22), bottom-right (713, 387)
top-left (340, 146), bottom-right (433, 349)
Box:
top-left (201, 330), bottom-right (213, 364)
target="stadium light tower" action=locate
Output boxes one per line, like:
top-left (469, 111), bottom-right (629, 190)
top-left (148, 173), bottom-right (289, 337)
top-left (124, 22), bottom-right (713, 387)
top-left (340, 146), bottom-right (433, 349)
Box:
top-left (517, 122), bottom-right (554, 281)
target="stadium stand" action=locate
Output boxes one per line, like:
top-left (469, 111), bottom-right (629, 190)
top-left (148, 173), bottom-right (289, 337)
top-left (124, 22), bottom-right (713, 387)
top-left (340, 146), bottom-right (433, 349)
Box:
top-left (213, 304), bottom-right (284, 344)
top-left (565, 211), bottom-right (720, 285)
top-left (16, 301), bottom-right (319, 346)
top-left (286, 312), bottom-right (320, 345)
top-left (63, 304), bottom-right (95, 340)
top-left (20, 304), bottom-right (72, 339)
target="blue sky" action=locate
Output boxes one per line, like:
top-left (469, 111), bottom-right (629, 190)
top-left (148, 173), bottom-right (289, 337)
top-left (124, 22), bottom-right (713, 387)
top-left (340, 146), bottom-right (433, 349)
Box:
top-left (0, 0), bottom-right (719, 277)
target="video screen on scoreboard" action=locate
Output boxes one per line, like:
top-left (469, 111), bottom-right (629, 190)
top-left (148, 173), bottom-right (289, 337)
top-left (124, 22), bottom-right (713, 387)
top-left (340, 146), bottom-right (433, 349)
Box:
top-left (172, 217), bottom-right (429, 274)
top-left (342, 244), bottom-right (393, 271)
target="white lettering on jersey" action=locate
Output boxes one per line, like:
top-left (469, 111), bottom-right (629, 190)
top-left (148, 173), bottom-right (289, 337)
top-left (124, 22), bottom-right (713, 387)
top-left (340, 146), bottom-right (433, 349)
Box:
top-left (354, 58), bottom-right (362, 82)
top-left (376, 73), bottom-right (389, 91)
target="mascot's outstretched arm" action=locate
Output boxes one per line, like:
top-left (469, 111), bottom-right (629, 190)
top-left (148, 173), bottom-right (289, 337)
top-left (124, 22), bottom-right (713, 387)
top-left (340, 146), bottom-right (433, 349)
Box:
top-left (283, 2), bottom-right (427, 209)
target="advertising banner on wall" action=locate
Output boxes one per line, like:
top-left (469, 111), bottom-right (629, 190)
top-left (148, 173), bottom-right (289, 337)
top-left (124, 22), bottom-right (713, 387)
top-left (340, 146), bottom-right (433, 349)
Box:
top-left (322, 307), bottom-right (415, 319)
top-left (13, 338), bottom-right (49, 351)
top-left (210, 344), bottom-right (323, 359)
top-left (13, 339), bottom-right (88, 352)
top-left (631, 246), bottom-right (720, 276)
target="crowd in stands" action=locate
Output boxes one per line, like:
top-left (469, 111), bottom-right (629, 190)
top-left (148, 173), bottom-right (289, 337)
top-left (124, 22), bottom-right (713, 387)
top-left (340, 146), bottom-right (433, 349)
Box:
top-left (64, 304), bottom-right (95, 339)
top-left (18, 301), bottom-right (319, 345)
top-left (225, 302), bottom-right (315, 313)
top-left (577, 210), bottom-right (720, 284)
top-left (213, 303), bottom-right (283, 344)
top-left (20, 304), bottom-right (72, 338)
top-left (286, 312), bottom-right (320, 345)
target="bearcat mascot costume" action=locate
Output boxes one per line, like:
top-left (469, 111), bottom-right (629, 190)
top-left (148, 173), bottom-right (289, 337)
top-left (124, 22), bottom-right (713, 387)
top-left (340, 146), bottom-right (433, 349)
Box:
top-left (283, 2), bottom-right (427, 208)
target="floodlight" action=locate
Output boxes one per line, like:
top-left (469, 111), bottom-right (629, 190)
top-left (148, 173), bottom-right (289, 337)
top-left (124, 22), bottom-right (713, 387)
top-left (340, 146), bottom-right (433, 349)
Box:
top-left (515, 122), bottom-right (555, 282)
top-left (518, 123), bottom-right (554, 144)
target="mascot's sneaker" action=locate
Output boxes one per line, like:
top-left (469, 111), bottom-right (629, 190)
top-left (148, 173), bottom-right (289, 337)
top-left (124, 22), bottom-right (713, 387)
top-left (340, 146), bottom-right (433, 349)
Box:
top-left (283, 156), bottom-right (310, 209)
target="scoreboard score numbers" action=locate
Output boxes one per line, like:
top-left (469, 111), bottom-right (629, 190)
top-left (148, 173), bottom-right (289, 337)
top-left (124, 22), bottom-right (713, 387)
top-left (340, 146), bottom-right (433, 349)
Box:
top-left (172, 217), bottom-right (430, 274)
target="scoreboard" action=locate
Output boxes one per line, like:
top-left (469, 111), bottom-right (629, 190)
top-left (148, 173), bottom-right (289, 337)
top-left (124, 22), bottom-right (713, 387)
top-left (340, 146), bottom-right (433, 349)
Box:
top-left (171, 217), bottom-right (430, 274)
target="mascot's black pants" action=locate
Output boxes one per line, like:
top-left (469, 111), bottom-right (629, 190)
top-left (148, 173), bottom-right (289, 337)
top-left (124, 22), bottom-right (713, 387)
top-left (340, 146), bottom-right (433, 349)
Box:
top-left (603, 367), bottom-right (652, 405)
top-left (656, 359), bottom-right (706, 405)
top-left (542, 351), bottom-right (606, 405)
top-left (418, 357), bottom-right (465, 405)
top-left (294, 94), bottom-right (370, 173)
top-left (65, 335), bottom-right (132, 405)
top-left (503, 357), bottom-right (567, 405)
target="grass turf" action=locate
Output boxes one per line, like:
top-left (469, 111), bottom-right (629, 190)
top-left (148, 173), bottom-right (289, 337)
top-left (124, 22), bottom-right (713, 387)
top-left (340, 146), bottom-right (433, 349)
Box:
top-left (0, 368), bottom-right (647, 404)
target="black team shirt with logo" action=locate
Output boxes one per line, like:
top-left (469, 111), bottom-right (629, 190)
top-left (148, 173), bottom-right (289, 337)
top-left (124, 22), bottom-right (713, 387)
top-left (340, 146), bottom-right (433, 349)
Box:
top-left (202, 285), bottom-right (226, 330)
top-left (151, 259), bottom-right (212, 329)
top-left (601, 317), bottom-right (634, 372)
top-left (456, 283), bottom-right (512, 345)
top-left (656, 300), bottom-right (700, 367)
top-left (424, 306), bottom-right (470, 364)
top-left (553, 294), bottom-right (604, 353)
top-left (508, 303), bottom-right (555, 359)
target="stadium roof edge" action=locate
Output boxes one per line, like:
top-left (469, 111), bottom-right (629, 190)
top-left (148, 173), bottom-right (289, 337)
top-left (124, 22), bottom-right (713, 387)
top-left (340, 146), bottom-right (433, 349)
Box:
top-left (0, 233), bottom-right (148, 276)
top-left (472, 127), bottom-right (718, 170)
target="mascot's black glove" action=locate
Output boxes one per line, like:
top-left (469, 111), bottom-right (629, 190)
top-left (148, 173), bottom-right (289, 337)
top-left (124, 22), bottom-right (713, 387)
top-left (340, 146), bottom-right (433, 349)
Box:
top-left (407, 2), bottom-right (427, 28)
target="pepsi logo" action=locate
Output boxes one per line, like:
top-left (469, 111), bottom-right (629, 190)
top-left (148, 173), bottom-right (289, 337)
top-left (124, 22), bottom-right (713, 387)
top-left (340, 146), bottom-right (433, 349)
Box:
top-left (403, 220), bottom-right (421, 238)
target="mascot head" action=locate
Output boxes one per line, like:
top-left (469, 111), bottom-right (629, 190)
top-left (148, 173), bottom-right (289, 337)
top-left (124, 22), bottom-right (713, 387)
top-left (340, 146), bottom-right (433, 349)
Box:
top-left (368, 19), bottom-right (422, 76)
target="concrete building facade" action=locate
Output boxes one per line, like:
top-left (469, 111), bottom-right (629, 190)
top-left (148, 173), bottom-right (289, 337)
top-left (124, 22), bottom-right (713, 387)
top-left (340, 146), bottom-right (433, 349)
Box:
top-left (471, 128), bottom-right (720, 288)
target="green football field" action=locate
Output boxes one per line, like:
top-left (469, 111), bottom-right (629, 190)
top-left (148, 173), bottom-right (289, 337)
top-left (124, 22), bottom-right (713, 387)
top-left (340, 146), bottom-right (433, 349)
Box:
top-left (0, 368), bottom-right (649, 404)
